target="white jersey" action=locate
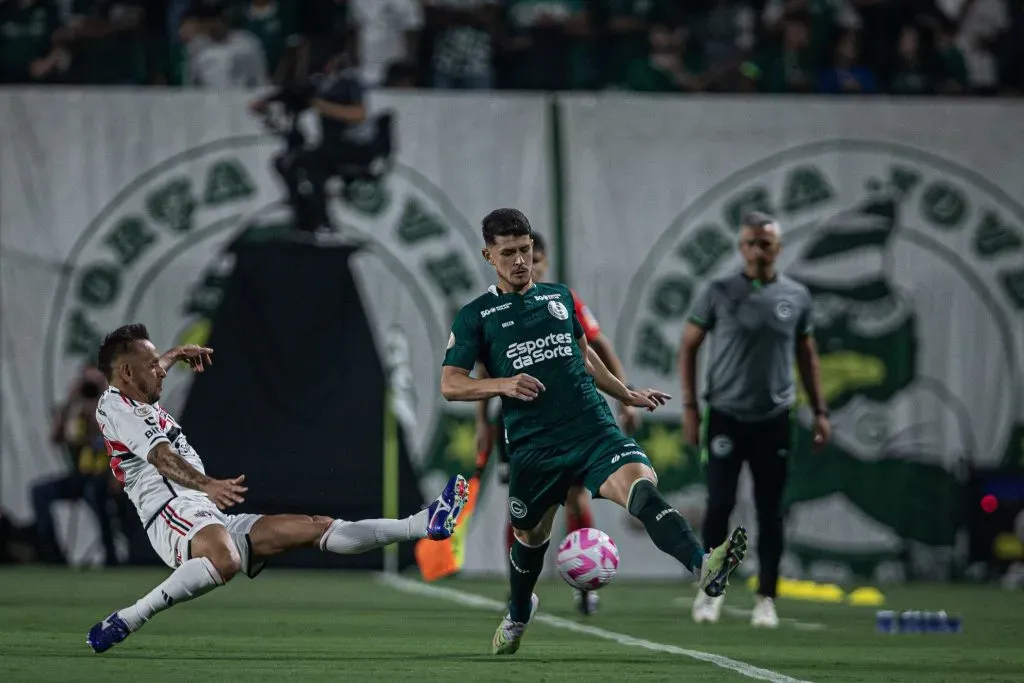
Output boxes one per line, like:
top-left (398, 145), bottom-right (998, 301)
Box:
top-left (95, 387), bottom-right (209, 529)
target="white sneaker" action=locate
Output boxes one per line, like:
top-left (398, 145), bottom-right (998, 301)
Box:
top-left (751, 596), bottom-right (779, 628)
top-left (692, 591), bottom-right (724, 623)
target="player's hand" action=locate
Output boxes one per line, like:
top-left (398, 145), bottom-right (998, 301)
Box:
top-left (203, 475), bottom-right (247, 510)
top-left (501, 374), bottom-right (545, 401)
top-left (812, 414), bottom-right (832, 454)
top-left (176, 344), bottom-right (214, 372)
top-left (682, 405), bottom-right (700, 448)
top-left (619, 404), bottom-right (641, 435)
top-left (624, 388), bottom-right (670, 412)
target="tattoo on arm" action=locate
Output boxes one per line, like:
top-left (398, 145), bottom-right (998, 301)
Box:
top-left (148, 442), bottom-right (210, 492)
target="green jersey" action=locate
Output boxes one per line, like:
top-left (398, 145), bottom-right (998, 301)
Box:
top-left (444, 282), bottom-right (615, 450)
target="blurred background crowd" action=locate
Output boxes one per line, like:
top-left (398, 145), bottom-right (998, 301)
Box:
top-left (2, 0), bottom-right (1023, 95)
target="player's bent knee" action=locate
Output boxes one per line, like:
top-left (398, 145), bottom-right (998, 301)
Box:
top-left (190, 525), bottom-right (242, 581)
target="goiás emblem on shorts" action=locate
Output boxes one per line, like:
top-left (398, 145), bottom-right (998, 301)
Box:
top-left (547, 301), bottom-right (569, 321)
top-left (710, 435), bottom-right (733, 457)
top-left (508, 497), bottom-right (528, 519)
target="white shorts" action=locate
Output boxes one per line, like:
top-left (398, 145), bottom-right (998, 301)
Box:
top-left (145, 496), bottom-right (266, 578)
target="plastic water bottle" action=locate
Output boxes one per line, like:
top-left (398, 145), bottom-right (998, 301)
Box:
top-left (945, 615), bottom-right (963, 633)
top-left (898, 610), bottom-right (922, 633)
top-left (923, 611), bottom-right (947, 633)
top-left (875, 610), bottom-right (896, 634)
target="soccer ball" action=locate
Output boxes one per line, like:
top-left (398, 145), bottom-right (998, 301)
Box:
top-left (555, 528), bottom-right (619, 590)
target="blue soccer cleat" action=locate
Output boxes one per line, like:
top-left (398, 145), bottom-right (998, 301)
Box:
top-left (426, 474), bottom-right (469, 540)
top-left (86, 612), bottom-right (132, 653)
top-left (698, 526), bottom-right (748, 597)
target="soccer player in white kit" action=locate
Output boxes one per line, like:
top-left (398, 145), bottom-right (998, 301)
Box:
top-left (86, 323), bottom-right (468, 654)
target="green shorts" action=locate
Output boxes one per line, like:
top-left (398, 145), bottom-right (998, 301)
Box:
top-left (506, 425), bottom-right (652, 530)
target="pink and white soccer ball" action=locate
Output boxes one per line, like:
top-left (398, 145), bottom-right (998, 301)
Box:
top-left (555, 528), bottom-right (619, 590)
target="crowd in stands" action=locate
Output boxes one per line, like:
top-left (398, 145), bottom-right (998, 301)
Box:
top-left (1, 0), bottom-right (1022, 95)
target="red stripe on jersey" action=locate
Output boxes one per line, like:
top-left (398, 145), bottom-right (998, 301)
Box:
top-left (119, 393), bottom-right (132, 406)
top-left (103, 438), bottom-right (130, 456)
top-left (166, 505), bottom-right (194, 529)
top-left (109, 456), bottom-right (126, 484)
top-left (571, 288), bottom-right (601, 341)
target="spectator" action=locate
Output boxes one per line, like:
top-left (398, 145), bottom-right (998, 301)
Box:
top-left (601, 0), bottom-right (658, 89)
top-left (743, 13), bottom-right (816, 93)
top-left (626, 19), bottom-right (704, 92)
top-left (298, 0), bottom-right (350, 83)
top-left (32, 365), bottom-right (119, 566)
top-left (1001, 0), bottom-right (1023, 94)
top-left (695, 0), bottom-right (757, 91)
top-left (933, 17), bottom-right (970, 92)
top-left (184, 2), bottom-right (268, 88)
top-left (66, 0), bottom-right (146, 84)
top-left (349, 0), bottom-right (424, 88)
top-left (889, 24), bottom-right (934, 93)
top-left (503, 0), bottom-right (594, 90)
top-left (763, 0), bottom-right (861, 68)
top-left (819, 29), bottom-right (878, 92)
top-left (0, 0), bottom-right (69, 83)
top-left (939, 0), bottom-right (1009, 95)
top-left (425, 0), bottom-right (500, 89)
top-left (241, 0), bottom-right (304, 85)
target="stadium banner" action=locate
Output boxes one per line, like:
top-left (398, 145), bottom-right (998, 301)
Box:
top-left (0, 89), bottom-right (552, 566)
top-left (559, 95), bottom-right (1024, 582)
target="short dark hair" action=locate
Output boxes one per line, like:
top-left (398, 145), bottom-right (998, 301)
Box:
top-left (97, 323), bottom-right (151, 380)
top-left (482, 208), bottom-right (532, 245)
top-left (742, 211), bottom-right (777, 230)
top-left (531, 231), bottom-right (547, 254)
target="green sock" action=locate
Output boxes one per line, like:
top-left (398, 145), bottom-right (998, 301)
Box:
top-left (508, 537), bottom-right (548, 623)
top-left (627, 479), bottom-right (705, 573)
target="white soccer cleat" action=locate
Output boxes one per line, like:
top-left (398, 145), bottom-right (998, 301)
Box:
top-left (751, 596), bottom-right (780, 628)
top-left (492, 593), bottom-right (539, 655)
top-left (692, 591), bottom-right (724, 623)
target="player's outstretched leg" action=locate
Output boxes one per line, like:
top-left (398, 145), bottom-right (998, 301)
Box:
top-left (493, 505), bottom-right (557, 655)
top-left (320, 474), bottom-right (469, 554)
top-left (600, 463), bottom-right (747, 596)
top-left (87, 525), bottom-right (237, 653)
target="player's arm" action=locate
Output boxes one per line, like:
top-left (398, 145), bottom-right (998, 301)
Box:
top-left (159, 344), bottom-right (214, 373)
top-left (589, 333), bottom-right (628, 385)
top-left (580, 335), bottom-right (668, 411)
top-left (679, 322), bottom-right (707, 410)
top-left (440, 308), bottom-right (544, 402)
top-left (147, 443), bottom-right (247, 510)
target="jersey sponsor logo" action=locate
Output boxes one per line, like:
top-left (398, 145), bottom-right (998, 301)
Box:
top-left (481, 302), bottom-right (513, 318)
top-left (547, 301), bottom-right (569, 320)
top-left (619, 140), bottom-right (1023, 574)
top-left (775, 300), bottom-right (793, 320)
top-left (44, 123), bottom-right (491, 467)
top-left (505, 332), bottom-right (575, 370)
top-left (533, 293), bottom-right (561, 301)
top-left (501, 320), bottom-right (514, 328)
top-left (508, 497), bottom-right (528, 520)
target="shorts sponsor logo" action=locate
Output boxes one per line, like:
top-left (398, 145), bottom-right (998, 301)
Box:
top-left (612, 449), bottom-right (646, 464)
top-left (509, 497), bottom-right (528, 519)
top-left (505, 332), bottom-right (575, 370)
top-left (548, 301), bottom-right (569, 320)
top-left (710, 435), bottom-right (733, 457)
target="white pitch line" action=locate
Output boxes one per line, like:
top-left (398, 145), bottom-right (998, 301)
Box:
top-left (380, 574), bottom-right (813, 683)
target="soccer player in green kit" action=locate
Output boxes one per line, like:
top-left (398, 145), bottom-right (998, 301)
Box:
top-left (441, 209), bottom-right (749, 655)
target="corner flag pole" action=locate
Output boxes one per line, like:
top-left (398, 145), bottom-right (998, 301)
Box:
top-left (383, 389), bottom-right (399, 575)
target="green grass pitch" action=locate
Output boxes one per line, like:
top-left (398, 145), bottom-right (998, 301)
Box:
top-left (1, 566), bottom-right (1021, 681)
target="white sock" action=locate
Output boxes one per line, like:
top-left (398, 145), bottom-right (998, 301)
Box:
top-left (319, 510), bottom-right (429, 555)
top-left (118, 557), bottom-right (224, 631)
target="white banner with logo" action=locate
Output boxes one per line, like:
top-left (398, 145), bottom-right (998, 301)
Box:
top-left (0, 90), bottom-right (552, 565)
top-left (558, 95), bottom-right (1024, 582)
